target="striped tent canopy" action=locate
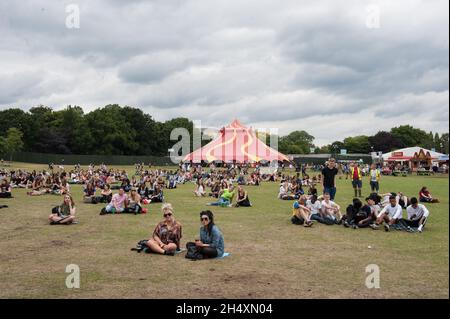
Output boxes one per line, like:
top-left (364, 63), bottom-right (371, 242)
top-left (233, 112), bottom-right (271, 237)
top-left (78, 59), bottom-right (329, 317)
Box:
top-left (183, 119), bottom-right (290, 163)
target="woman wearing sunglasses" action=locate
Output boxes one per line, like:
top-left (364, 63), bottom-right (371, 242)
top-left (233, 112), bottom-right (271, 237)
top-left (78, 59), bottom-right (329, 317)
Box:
top-left (186, 210), bottom-right (224, 259)
top-left (144, 203), bottom-right (182, 255)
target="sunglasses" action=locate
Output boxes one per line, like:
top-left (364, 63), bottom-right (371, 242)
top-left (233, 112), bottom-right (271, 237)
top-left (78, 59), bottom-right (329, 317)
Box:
top-left (201, 217), bottom-right (209, 221)
top-left (164, 213), bottom-right (172, 217)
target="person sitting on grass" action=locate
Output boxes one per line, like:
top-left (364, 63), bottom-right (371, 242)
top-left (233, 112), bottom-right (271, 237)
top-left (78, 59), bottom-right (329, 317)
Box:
top-left (235, 186), bottom-right (251, 207)
top-left (60, 179), bottom-right (70, 195)
top-left (380, 192), bottom-right (409, 209)
top-left (349, 194), bottom-right (381, 229)
top-left (43, 175), bottom-right (53, 194)
top-left (143, 204), bottom-right (182, 256)
top-left (236, 173), bottom-right (246, 185)
top-left (306, 194), bottom-right (321, 221)
top-left (308, 183), bottom-right (318, 197)
top-left (291, 180), bottom-right (304, 199)
top-left (100, 184), bottom-right (113, 203)
top-left (209, 181), bottom-right (221, 198)
top-left (370, 195), bottom-right (402, 231)
top-left (101, 187), bottom-right (128, 215)
top-left (149, 184), bottom-right (164, 203)
top-left (291, 198), bottom-right (313, 227)
top-left (398, 197), bottom-right (429, 233)
top-left (207, 185), bottom-right (235, 207)
top-left (120, 178), bottom-right (132, 193)
top-left (278, 181), bottom-right (295, 200)
top-left (137, 183), bottom-right (149, 200)
top-left (343, 198), bottom-right (372, 229)
top-left (419, 186), bottom-right (439, 203)
top-left (0, 179), bottom-right (12, 198)
top-left (123, 189), bottom-right (143, 214)
top-left (49, 194), bottom-right (77, 225)
top-left (320, 192), bottom-right (343, 224)
top-left (51, 176), bottom-right (62, 195)
top-left (186, 210), bottom-right (224, 259)
top-left (28, 175), bottom-right (45, 196)
top-left (83, 180), bottom-right (96, 203)
top-left (194, 179), bottom-right (206, 197)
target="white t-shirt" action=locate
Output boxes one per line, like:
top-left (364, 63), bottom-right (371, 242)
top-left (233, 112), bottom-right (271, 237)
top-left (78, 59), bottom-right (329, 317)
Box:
top-left (369, 204), bottom-right (381, 216)
top-left (406, 204), bottom-right (430, 220)
top-left (370, 169), bottom-right (379, 182)
top-left (306, 200), bottom-right (322, 215)
top-left (378, 204), bottom-right (403, 220)
top-left (321, 200), bottom-right (338, 210)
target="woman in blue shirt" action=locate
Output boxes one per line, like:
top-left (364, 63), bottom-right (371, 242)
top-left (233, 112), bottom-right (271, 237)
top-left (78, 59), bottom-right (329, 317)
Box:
top-left (187, 210), bottom-right (224, 258)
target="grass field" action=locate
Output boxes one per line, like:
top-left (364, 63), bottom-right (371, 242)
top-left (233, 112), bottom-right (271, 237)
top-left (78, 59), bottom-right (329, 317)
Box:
top-left (0, 162), bottom-right (448, 299)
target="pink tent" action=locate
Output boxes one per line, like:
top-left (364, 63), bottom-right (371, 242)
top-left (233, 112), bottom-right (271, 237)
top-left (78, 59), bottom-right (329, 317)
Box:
top-left (183, 119), bottom-right (290, 163)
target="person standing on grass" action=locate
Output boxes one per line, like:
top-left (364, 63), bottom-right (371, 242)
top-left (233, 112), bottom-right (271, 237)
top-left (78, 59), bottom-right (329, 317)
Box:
top-left (322, 158), bottom-right (338, 200)
top-left (370, 195), bottom-right (402, 232)
top-left (369, 163), bottom-right (381, 193)
top-left (350, 162), bottom-right (363, 198)
top-left (49, 194), bottom-right (76, 225)
top-left (399, 197), bottom-right (430, 233)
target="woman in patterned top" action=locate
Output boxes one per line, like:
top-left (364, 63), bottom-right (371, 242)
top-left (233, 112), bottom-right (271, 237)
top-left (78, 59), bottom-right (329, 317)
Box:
top-left (144, 204), bottom-right (182, 255)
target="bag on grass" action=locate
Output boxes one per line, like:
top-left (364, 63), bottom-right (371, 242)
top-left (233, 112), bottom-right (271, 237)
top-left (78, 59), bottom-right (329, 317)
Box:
top-left (131, 239), bottom-right (149, 253)
top-left (291, 215), bottom-right (304, 225)
top-left (185, 242), bottom-right (203, 260)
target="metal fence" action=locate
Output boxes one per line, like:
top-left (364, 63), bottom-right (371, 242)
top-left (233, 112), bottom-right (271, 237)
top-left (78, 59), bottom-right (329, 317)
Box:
top-left (1, 152), bottom-right (174, 166)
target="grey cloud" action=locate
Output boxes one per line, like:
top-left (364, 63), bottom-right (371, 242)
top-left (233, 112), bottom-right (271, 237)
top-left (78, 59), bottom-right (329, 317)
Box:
top-left (0, 0), bottom-right (448, 144)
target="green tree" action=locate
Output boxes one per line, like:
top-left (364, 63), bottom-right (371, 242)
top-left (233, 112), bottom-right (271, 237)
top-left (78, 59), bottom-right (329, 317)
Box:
top-left (315, 145), bottom-right (331, 154)
top-left (2, 128), bottom-right (24, 160)
top-left (368, 131), bottom-right (404, 153)
top-left (84, 105), bottom-right (139, 155)
top-left (390, 125), bottom-right (431, 148)
top-left (440, 133), bottom-right (449, 154)
top-left (342, 135), bottom-right (370, 153)
top-left (278, 130), bottom-right (315, 154)
top-left (434, 133), bottom-right (441, 151)
top-left (330, 141), bottom-right (345, 155)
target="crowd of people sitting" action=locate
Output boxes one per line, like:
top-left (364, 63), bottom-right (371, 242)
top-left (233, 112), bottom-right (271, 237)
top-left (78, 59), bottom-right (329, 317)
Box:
top-left (290, 190), bottom-right (432, 233)
top-left (0, 158), bottom-right (443, 237)
top-left (285, 157), bottom-right (440, 233)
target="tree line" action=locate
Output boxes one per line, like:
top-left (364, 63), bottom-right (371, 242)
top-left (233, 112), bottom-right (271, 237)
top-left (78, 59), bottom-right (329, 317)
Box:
top-left (0, 105), bottom-right (448, 157)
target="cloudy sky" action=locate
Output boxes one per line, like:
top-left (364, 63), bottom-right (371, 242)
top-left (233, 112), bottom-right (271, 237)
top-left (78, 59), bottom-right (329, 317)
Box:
top-left (0, 0), bottom-right (448, 146)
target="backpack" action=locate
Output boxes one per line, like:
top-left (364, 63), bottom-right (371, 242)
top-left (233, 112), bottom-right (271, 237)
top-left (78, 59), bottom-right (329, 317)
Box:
top-left (291, 215), bottom-right (305, 225)
top-left (185, 242), bottom-right (203, 260)
top-left (131, 239), bottom-right (149, 253)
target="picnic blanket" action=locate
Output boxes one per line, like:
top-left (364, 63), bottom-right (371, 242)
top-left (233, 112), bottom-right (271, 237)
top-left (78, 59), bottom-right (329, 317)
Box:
top-left (216, 252), bottom-right (231, 259)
